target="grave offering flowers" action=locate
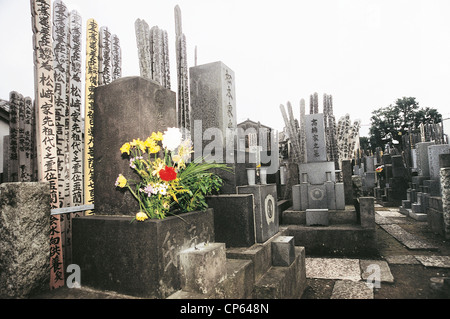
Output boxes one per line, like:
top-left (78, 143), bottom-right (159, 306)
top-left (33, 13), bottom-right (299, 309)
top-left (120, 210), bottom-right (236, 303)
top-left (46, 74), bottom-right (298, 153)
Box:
top-left (115, 127), bottom-right (228, 221)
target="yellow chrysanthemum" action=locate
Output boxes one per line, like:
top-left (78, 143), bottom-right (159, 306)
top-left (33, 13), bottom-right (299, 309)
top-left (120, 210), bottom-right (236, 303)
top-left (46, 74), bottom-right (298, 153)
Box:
top-left (130, 138), bottom-right (146, 153)
top-left (144, 137), bottom-right (161, 154)
top-left (151, 131), bottom-right (164, 141)
top-left (120, 142), bottom-right (130, 155)
top-left (136, 211), bottom-right (148, 222)
top-left (115, 174), bottom-right (127, 188)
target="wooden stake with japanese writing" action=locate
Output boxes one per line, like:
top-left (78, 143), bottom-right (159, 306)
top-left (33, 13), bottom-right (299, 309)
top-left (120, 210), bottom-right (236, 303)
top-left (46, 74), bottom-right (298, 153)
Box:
top-left (84, 18), bottom-right (99, 215)
top-left (31, 0), bottom-right (64, 289)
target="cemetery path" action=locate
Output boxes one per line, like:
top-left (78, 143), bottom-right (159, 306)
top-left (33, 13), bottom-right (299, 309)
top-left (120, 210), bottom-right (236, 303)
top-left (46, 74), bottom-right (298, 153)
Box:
top-left (302, 205), bottom-right (450, 299)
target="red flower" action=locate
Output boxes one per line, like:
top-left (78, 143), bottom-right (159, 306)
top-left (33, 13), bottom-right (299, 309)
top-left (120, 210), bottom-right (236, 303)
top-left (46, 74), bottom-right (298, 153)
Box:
top-left (159, 166), bottom-right (177, 181)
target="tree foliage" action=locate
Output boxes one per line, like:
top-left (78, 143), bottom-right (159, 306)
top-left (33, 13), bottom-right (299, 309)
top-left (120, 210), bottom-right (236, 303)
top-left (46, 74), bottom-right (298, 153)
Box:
top-left (368, 97), bottom-right (442, 151)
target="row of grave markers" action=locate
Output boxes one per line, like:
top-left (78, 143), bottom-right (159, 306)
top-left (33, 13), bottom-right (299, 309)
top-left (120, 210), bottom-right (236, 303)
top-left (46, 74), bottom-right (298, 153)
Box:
top-left (8, 0), bottom-right (194, 290)
top-left (25, 0), bottom-right (123, 289)
top-left (280, 94), bottom-right (361, 169)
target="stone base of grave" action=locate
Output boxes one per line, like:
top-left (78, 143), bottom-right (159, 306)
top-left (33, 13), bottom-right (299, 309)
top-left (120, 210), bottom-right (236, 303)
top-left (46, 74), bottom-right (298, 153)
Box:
top-left (280, 198), bottom-right (377, 257)
top-left (168, 230), bottom-right (307, 299)
top-left (72, 209), bottom-right (214, 299)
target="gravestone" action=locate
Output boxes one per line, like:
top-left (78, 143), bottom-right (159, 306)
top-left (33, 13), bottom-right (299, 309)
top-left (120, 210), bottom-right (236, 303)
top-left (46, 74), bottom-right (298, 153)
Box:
top-left (428, 144), bottom-right (450, 181)
top-left (294, 113), bottom-right (345, 211)
top-left (93, 76), bottom-right (176, 215)
top-left (236, 184), bottom-right (279, 243)
top-left (190, 61), bottom-right (237, 152)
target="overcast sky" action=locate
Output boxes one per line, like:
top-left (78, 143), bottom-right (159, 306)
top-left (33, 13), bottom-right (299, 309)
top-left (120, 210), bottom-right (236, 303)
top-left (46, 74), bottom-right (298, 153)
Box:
top-left (1, 0), bottom-right (450, 137)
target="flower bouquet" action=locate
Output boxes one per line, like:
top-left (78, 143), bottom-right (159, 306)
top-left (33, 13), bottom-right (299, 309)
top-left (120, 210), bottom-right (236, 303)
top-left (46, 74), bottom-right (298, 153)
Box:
top-left (115, 127), bottom-right (229, 221)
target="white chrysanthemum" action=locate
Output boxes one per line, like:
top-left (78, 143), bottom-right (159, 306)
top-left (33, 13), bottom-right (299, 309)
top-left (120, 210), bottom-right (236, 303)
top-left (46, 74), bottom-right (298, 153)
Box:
top-left (162, 127), bottom-right (182, 152)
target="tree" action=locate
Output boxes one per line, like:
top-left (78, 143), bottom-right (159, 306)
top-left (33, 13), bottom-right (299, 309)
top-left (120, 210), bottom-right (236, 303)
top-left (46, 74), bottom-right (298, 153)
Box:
top-left (369, 97), bottom-right (442, 151)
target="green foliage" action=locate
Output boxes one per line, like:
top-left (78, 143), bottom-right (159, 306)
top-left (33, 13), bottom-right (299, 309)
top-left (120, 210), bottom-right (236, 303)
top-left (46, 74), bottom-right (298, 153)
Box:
top-left (368, 97), bottom-right (442, 151)
top-left (175, 161), bottom-right (231, 212)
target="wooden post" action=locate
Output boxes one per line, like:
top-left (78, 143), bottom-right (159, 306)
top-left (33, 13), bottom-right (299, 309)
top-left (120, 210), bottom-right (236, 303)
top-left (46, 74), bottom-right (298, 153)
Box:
top-left (175, 5), bottom-right (190, 132)
top-left (31, 0), bottom-right (64, 289)
top-left (111, 34), bottom-right (122, 81)
top-left (8, 91), bottom-right (20, 182)
top-left (98, 26), bottom-right (112, 86)
top-left (84, 18), bottom-right (99, 215)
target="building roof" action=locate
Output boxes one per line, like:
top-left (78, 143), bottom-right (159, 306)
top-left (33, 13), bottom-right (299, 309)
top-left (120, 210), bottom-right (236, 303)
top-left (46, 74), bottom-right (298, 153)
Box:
top-left (237, 118), bottom-right (272, 130)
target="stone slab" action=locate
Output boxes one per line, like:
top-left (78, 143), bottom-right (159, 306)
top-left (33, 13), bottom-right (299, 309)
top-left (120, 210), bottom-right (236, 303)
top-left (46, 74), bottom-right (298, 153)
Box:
top-left (306, 209), bottom-right (329, 226)
top-left (414, 255), bottom-right (450, 268)
top-left (360, 259), bottom-right (394, 283)
top-left (379, 224), bottom-right (438, 250)
top-left (330, 280), bottom-right (374, 299)
top-left (305, 258), bottom-right (361, 281)
top-left (179, 242), bottom-right (227, 295)
top-left (384, 255), bottom-right (420, 265)
top-left (409, 211), bottom-right (428, 222)
top-left (375, 214), bottom-right (407, 225)
top-left (289, 225), bottom-right (377, 257)
top-left (376, 210), bottom-right (406, 218)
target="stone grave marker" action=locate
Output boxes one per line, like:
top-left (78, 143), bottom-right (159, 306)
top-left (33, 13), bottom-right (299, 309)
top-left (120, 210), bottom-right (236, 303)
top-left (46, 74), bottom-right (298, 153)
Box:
top-left (93, 76), bottom-right (176, 215)
top-left (236, 184), bottom-right (279, 243)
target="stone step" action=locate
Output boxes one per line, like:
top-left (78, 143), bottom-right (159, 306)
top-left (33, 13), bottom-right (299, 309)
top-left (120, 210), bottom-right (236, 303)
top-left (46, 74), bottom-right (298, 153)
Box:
top-left (225, 229), bottom-right (289, 282)
top-left (330, 280), bottom-right (374, 299)
top-left (253, 247), bottom-right (306, 299)
top-left (167, 257), bottom-right (253, 299)
top-left (409, 211), bottom-right (428, 222)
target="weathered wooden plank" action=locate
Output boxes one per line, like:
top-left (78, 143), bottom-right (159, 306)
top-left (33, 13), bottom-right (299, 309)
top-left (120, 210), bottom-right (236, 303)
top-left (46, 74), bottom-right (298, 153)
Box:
top-left (84, 18), bottom-right (98, 215)
top-left (31, 0), bottom-right (64, 290)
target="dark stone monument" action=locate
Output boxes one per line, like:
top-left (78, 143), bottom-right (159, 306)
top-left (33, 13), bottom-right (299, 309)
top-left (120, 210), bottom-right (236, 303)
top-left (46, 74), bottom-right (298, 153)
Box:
top-left (207, 194), bottom-right (256, 247)
top-left (93, 76), bottom-right (176, 215)
top-left (72, 209), bottom-right (214, 298)
top-left (236, 184), bottom-right (279, 243)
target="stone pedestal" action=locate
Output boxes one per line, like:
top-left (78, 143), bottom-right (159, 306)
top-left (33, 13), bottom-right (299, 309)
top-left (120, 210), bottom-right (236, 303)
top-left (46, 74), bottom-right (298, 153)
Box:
top-left (237, 184), bottom-right (279, 243)
top-left (0, 182), bottom-right (50, 298)
top-left (72, 209), bottom-right (214, 298)
top-left (93, 76), bottom-right (177, 215)
top-left (271, 236), bottom-right (295, 267)
top-left (179, 242), bottom-right (227, 295)
top-left (207, 194), bottom-right (256, 247)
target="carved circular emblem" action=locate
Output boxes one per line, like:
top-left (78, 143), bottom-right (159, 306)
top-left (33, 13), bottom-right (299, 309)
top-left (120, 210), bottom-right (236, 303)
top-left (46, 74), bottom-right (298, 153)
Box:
top-left (264, 194), bottom-right (275, 225)
top-left (309, 187), bottom-right (325, 201)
